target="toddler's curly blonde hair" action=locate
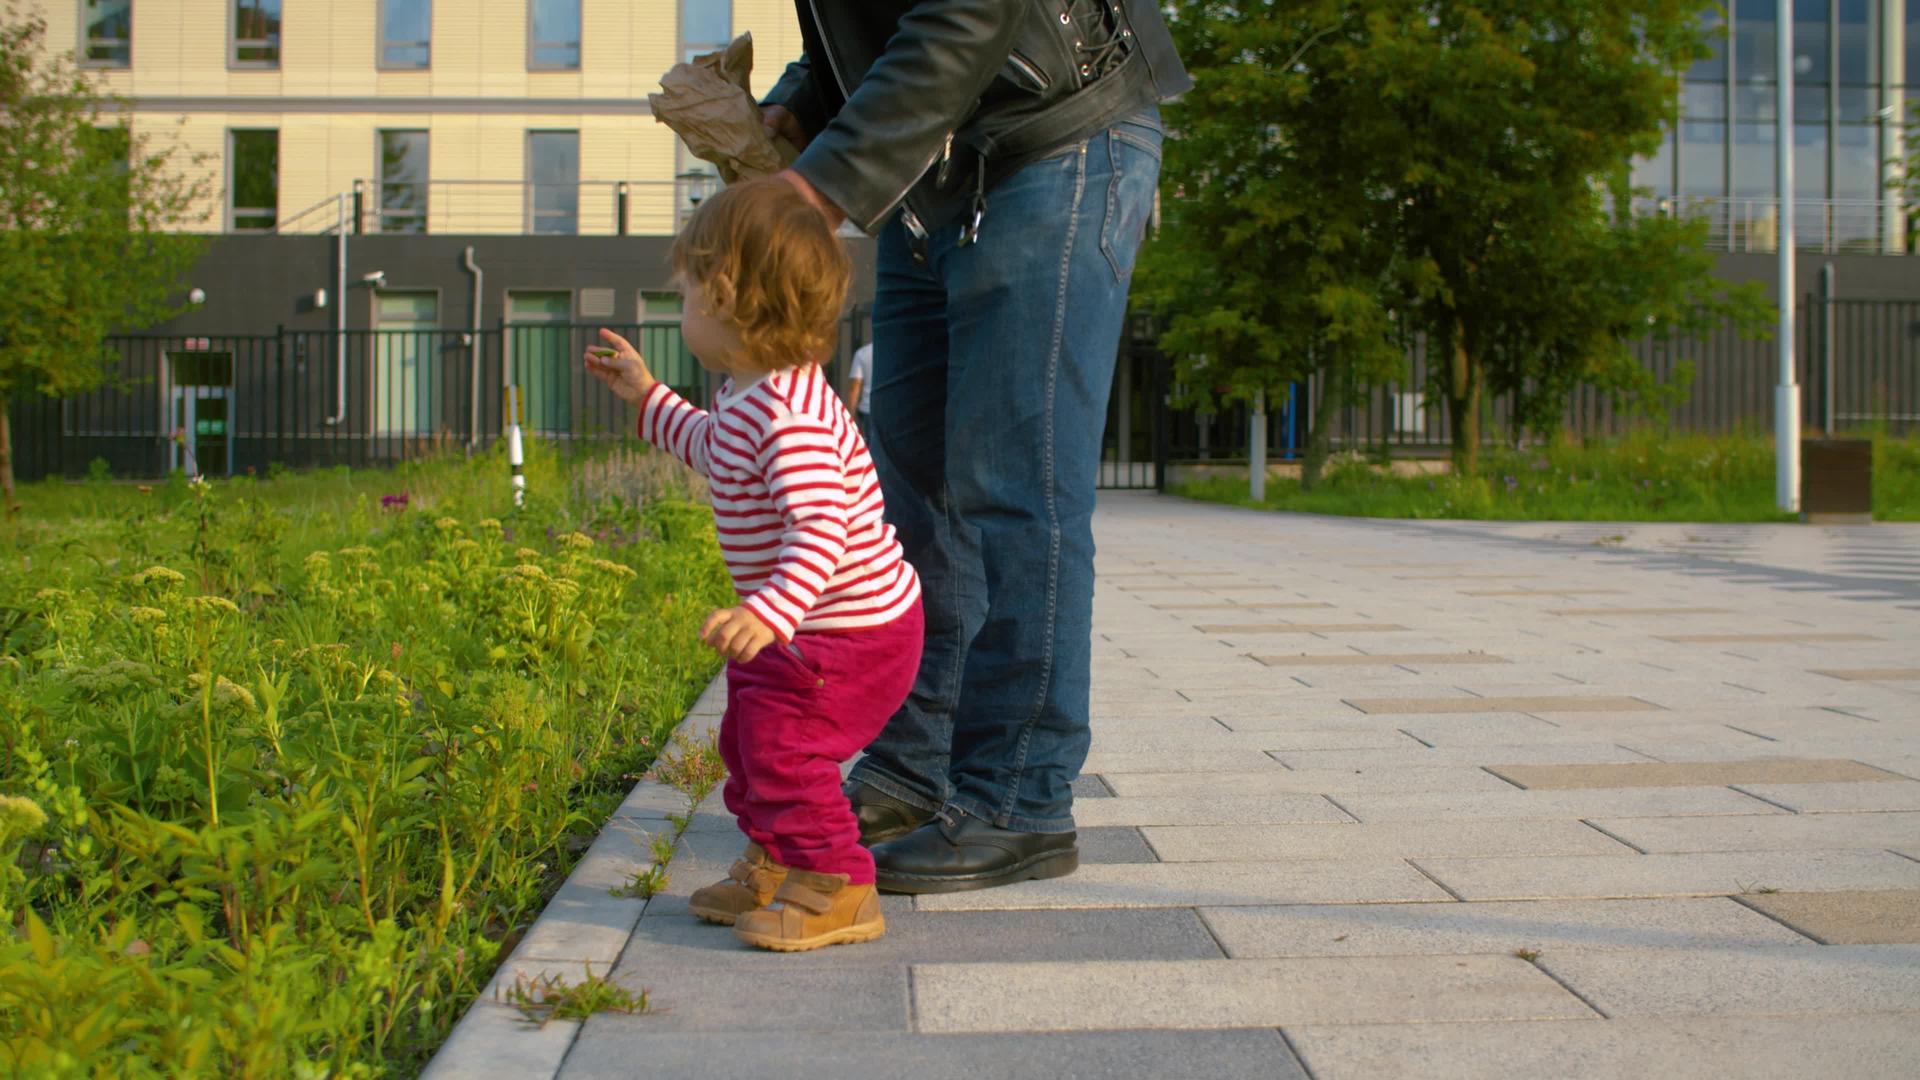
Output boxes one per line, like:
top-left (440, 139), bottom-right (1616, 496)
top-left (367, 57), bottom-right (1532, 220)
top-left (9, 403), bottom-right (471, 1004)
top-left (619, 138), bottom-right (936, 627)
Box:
top-left (669, 177), bottom-right (851, 372)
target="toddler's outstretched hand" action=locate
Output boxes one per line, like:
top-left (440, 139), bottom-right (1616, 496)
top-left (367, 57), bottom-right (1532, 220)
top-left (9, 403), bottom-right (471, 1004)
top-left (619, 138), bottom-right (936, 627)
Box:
top-left (701, 606), bottom-right (777, 663)
top-left (583, 328), bottom-right (657, 405)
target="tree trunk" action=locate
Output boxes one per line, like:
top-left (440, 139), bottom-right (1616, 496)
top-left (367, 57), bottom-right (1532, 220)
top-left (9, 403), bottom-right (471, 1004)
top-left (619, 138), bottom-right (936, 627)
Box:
top-left (0, 395), bottom-right (14, 509)
top-left (1445, 319), bottom-right (1482, 478)
top-left (1301, 357), bottom-right (1343, 490)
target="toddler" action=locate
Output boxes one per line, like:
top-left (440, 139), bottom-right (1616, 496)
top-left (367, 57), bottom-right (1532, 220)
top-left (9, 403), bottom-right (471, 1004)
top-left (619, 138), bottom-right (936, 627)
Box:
top-left (584, 177), bottom-right (922, 952)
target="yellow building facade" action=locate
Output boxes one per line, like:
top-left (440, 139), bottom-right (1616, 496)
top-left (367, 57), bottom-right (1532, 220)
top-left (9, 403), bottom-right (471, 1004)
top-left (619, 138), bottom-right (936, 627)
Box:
top-left (35, 0), bottom-right (807, 234)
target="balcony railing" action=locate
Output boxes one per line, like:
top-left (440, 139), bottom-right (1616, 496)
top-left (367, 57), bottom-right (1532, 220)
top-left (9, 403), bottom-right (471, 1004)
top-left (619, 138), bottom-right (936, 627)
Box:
top-left (275, 179), bottom-right (707, 237)
top-left (1631, 196), bottom-right (1911, 255)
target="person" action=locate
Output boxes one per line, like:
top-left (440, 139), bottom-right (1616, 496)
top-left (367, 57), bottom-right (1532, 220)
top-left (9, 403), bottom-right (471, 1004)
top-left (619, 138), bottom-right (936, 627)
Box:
top-left (757, 1), bottom-right (1190, 894)
top-left (845, 340), bottom-right (874, 440)
top-left (583, 177), bottom-right (923, 951)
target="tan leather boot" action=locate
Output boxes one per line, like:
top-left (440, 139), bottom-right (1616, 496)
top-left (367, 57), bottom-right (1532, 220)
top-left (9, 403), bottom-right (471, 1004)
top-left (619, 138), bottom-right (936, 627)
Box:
top-left (687, 843), bottom-right (788, 926)
top-left (731, 868), bottom-right (885, 952)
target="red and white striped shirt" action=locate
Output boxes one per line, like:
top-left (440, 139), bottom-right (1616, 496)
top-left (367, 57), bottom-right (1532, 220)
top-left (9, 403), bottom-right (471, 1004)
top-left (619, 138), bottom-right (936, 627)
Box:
top-left (637, 364), bottom-right (920, 643)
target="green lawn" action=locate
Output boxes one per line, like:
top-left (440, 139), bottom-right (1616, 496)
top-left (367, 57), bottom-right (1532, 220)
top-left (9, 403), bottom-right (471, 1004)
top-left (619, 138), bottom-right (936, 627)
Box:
top-left (1, 443), bottom-right (732, 1076)
top-left (1172, 432), bottom-right (1920, 522)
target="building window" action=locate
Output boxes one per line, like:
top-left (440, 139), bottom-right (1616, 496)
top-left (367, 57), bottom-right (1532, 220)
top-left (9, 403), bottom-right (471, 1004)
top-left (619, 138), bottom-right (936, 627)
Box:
top-left (379, 130), bottom-right (429, 233)
top-left (233, 0), bottom-right (280, 67)
top-left (681, 0), bottom-right (731, 59)
top-left (81, 0), bottom-right (131, 67)
top-left (380, 0), bottom-right (430, 69)
top-left (375, 292), bottom-right (440, 435)
top-left (675, 1), bottom-right (731, 221)
top-left (529, 0), bottom-right (580, 70)
top-left (527, 131), bottom-right (579, 235)
top-left (229, 129), bottom-right (278, 231)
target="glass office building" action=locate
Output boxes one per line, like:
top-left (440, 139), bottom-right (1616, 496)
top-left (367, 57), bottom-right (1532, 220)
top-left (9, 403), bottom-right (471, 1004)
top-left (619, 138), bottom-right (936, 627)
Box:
top-left (1633, 0), bottom-right (1919, 253)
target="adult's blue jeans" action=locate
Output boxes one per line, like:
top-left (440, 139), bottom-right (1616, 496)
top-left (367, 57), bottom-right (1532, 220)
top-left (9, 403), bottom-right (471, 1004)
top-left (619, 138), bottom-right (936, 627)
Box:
top-left (850, 107), bottom-right (1162, 834)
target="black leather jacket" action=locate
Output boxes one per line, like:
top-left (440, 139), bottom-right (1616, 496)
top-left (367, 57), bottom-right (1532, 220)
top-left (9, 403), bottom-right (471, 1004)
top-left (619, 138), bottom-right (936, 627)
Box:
top-left (763, 0), bottom-right (1190, 236)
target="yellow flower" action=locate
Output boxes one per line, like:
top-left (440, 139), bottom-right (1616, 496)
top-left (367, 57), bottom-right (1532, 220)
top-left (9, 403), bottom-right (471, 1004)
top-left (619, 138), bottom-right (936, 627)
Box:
top-left (588, 558), bottom-right (638, 580)
top-left (559, 531), bottom-right (594, 550)
top-left (478, 518), bottom-right (503, 533)
top-left (508, 564), bottom-right (549, 581)
top-left (435, 517), bottom-right (460, 531)
top-left (337, 545), bottom-right (375, 559)
top-left (451, 538), bottom-right (480, 553)
top-left (129, 606), bottom-right (167, 624)
top-left (187, 672), bottom-right (258, 711)
top-left (187, 596), bottom-right (241, 618)
top-left (0, 795), bottom-right (48, 838)
top-left (129, 566), bottom-right (187, 588)
top-left (514, 547), bottom-right (540, 560)
top-left (304, 551), bottom-right (332, 569)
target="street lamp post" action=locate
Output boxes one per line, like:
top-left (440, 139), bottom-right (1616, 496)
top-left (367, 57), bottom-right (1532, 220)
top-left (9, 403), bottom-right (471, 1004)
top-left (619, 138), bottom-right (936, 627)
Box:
top-left (1776, 0), bottom-right (1801, 513)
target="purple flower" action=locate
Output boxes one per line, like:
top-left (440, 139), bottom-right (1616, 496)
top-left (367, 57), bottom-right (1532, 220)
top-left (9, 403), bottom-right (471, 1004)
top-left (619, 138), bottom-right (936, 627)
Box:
top-left (381, 492), bottom-right (410, 511)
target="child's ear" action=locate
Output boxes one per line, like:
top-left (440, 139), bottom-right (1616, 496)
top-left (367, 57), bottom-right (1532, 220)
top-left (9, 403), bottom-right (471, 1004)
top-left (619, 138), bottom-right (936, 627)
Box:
top-left (703, 273), bottom-right (737, 317)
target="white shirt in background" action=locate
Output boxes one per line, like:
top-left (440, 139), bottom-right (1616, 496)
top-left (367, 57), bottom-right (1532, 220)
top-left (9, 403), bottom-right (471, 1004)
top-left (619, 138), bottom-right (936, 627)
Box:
top-left (848, 343), bottom-right (874, 416)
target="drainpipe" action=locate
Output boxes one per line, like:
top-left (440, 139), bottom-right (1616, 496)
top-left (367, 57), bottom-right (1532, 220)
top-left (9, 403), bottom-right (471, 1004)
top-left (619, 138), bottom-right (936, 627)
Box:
top-left (462, 245), bottom-right (484, 452)
top-left (326, 192), bottom-right (349, 426)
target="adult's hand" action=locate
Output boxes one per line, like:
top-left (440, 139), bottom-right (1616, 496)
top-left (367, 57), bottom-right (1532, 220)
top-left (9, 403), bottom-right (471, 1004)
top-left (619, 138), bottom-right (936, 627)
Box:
top-left (776, 168), bottom-right (847, 232)
top-left (761, 104), bottom-right (812, 153)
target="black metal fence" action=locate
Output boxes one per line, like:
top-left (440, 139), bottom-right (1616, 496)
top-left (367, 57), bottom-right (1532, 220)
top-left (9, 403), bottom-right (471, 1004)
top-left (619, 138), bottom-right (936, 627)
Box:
top-left (1166, 296), bottom-right (1920, 465)
top-left (8, 309), bottom-right (872, 483)
top-left (10, 298), bottom-right (1916, 487)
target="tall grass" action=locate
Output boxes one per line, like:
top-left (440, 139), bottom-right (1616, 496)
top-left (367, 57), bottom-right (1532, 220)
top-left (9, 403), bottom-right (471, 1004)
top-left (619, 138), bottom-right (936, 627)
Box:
top-left (1173, 431), bottom-right (1919, 522)
top-left (0, 441), bottom-right (732, 1076)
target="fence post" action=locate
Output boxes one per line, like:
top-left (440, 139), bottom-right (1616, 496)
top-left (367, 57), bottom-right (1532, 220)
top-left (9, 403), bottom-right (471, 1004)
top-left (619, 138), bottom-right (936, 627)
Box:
top-left (1249, 390), bottom-right (1268, 503)
top-left (1821, 263), bottom-right (1836, 436)
top-left (617, 183), bottom-right (629, 236)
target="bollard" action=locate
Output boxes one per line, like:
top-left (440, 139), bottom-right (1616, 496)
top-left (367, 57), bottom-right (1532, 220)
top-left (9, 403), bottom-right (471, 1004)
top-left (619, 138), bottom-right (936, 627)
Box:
top-left (505, 386), bottom-right (527, 508)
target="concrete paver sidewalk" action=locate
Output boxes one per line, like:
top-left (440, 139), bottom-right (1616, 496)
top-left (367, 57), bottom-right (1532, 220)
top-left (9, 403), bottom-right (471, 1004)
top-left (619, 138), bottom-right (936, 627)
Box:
top-left (427, 494), bottom-right (1920, 1079)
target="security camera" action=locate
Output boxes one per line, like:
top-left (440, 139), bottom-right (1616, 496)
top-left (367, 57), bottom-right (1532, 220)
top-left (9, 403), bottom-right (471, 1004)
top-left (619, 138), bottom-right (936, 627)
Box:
top-left (361, 270), bottom-right (386, 286)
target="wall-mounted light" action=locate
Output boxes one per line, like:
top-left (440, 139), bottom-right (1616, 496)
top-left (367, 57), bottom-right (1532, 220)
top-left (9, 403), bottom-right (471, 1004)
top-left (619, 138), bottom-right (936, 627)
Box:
top-left (187, 287), bottom-right (206, 305)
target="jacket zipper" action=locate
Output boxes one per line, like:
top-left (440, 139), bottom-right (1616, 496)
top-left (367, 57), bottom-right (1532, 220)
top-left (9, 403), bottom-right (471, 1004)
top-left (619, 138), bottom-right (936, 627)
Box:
top-left (805, 0), bottom-right (959, 232)
top-left (1006, 50), bottom-right (1050, 91)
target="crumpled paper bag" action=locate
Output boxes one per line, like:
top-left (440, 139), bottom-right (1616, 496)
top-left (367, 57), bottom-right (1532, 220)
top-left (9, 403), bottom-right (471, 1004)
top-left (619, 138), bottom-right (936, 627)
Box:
top-left (648, 32), bottom-right (799, 184)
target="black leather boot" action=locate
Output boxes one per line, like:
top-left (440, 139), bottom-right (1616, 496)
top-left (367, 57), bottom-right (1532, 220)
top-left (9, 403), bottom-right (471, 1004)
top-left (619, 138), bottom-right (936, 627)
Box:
top-left (845, 779), bottom-right (938, 846)
top-left (871, 810), bottom-right (1078, 894)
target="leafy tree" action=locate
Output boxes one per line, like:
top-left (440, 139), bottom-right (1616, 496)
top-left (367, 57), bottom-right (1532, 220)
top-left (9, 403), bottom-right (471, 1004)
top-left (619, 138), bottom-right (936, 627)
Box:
top-left (0, 5), bottom-right (207, 504)
top-left (1140, 1), bottom-right (1768, 479)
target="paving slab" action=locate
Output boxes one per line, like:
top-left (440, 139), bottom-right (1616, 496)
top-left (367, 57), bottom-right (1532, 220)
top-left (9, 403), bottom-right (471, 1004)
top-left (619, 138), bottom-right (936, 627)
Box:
top-left (607, 906), bottom-right (1224, 974)
top-left (574, 965), bottom-right (910, 1034)
top-left (1413, 850), bottom-right (1920, 901)
top-left (419, 1003), bottom-right (580, 1080)
top-left (1812, 668), bottom-right (1920, 681)
top-left (1536, 945), bottom-right (1920, 1017)
top-left (1274, 744), bottom-right (1666, 769)
top-left (559, 1029), bottom-right (1307, 1080)
top-left (1203, 896), bottom-right (1811, 957)
top-left (1073, 793), bottom-right (1353, 826)
top-left (1102, 764), bottom-right (1522, 797)
top-left (1334, 786), bottom-right (1782, 822)
top-left (1491, 759), bottom-right (1907, 790)
top-left (1548, 607), bottom-right (1736, 616)
top-left (1735, 780), bottom-right (1920, 813)
top-left (1285, 1015), bottom-right (1920, 1080)
top-left (1143, 819), bottom-right (1629, 862)
top-left (1655, 632), bottom-right (1885, 643)
top-left (911, 955), bottom-right (1592, 1032)
top-left (1195, 623), bottom-right (1412, 634)
top-left (1254, 652), bottom-right (1510, 666)
top-left (911, 859), bottom-right (1451, 911)
top-left (1347, 695), bottom-right (1661, 715)
top-left (1590, 812), bottom-right (1920, 853)
top-left (1735, 889), bottom-right (1920, 944)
